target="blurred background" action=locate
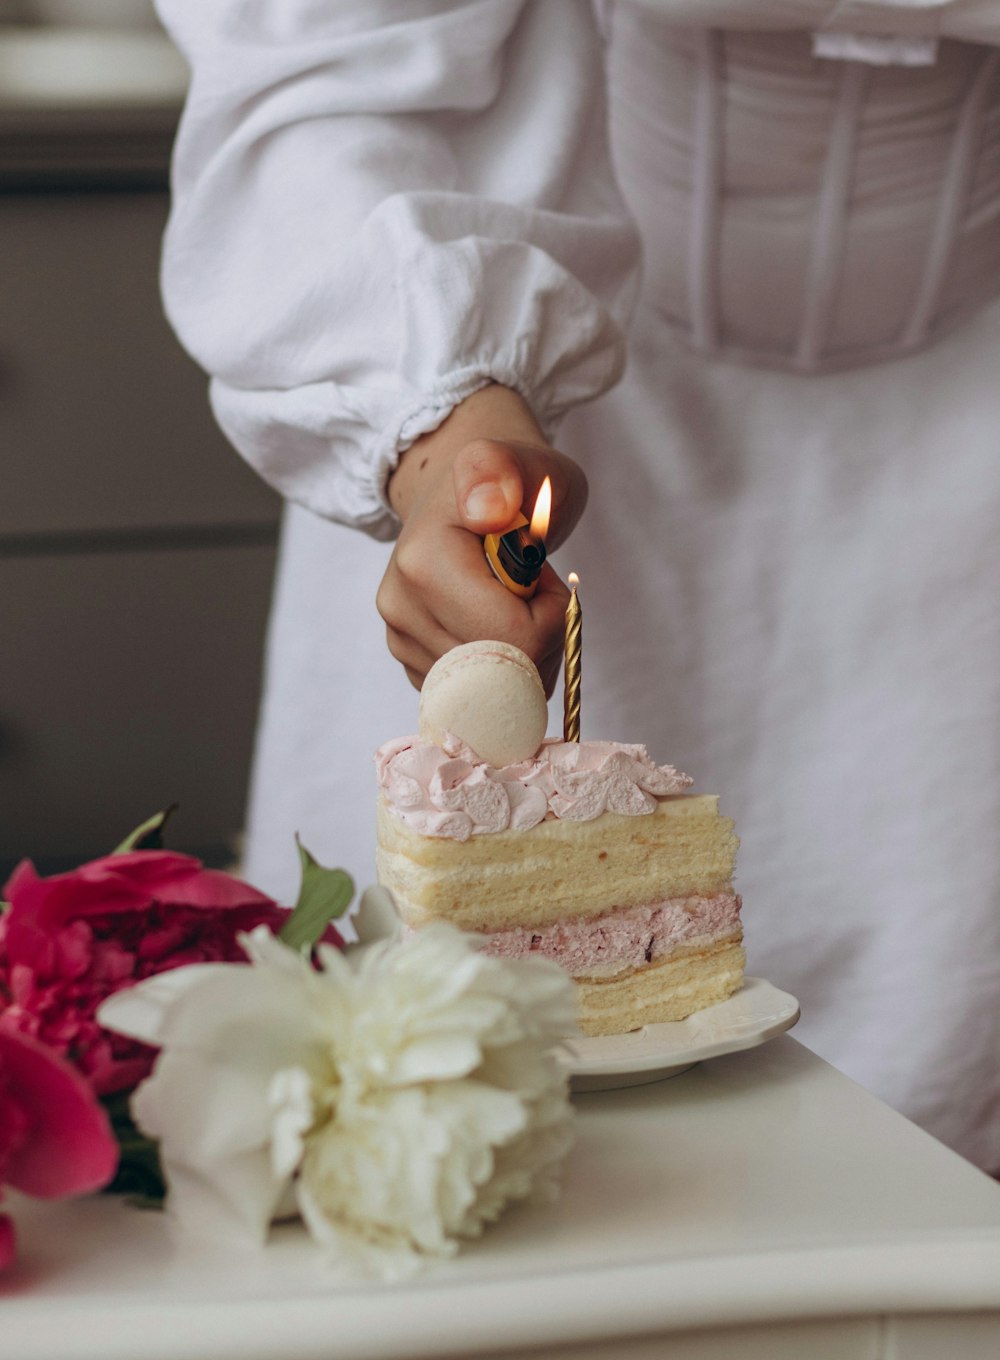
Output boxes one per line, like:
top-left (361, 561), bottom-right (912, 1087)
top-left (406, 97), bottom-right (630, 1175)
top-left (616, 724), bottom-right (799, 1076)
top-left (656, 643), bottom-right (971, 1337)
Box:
top-left (0, 1), bottom-right (282, 879)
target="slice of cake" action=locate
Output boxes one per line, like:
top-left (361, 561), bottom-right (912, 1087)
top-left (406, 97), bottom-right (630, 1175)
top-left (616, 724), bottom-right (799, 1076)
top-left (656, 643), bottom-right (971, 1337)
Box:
top-left (375, 642), bottom-right (744, 1037)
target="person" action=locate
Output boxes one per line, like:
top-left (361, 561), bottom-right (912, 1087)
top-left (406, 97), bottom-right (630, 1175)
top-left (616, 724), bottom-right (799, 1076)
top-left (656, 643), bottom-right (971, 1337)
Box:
top-left (153, 1), bottom-right (1000, 1172)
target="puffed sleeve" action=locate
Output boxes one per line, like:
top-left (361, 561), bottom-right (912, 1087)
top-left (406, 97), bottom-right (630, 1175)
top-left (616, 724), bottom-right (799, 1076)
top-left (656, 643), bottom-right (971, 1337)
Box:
top-left (154, 0), bottom-right (639, 540)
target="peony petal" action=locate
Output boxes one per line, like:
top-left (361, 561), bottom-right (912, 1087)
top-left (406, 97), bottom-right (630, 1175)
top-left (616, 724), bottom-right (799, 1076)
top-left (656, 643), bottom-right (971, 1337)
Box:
top-left (1, 858), bottom-right (41, 904)
top-left (97, 962), bottom-right (238, 1046)
top-left (1, 862), bottom-right (143, 956)
top-left (238, 924), bottom-right (308, 972)
top-left (267, 1067), bottom-right (315, 1178)
top-left (79, 850), bottom-right (200, 882)
top-left (3, 851), bottom-right (281, 942)
top-left (131, 1048), bottom-right (269, 1161)
top-left (351, 886), bottom-right (402, 946)
top-left (0, 1212), bottom-right (15, 1270)
top-left (123, 986), bottom-right (328, 1151)
top-left (151, 867), bottom-right (278, 911)
top-left (127, 1031), bottom-right (309, 1242)
top-left (158, 1152), bottom-right (289, 1245)
top-left (0, 1029), bottom-right (118, 1198)
top-left (379, 1033), bottom-right (486, 1086)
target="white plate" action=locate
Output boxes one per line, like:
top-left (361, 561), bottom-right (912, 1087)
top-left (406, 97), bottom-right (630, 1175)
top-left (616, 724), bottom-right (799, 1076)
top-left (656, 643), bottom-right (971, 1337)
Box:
top-left (561, 977), bottom-right (800, 1091)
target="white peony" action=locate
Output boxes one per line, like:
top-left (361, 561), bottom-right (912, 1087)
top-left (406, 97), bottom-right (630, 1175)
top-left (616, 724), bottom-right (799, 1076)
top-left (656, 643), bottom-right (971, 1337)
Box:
top-left (98, 922), bottom-right (576, 1276)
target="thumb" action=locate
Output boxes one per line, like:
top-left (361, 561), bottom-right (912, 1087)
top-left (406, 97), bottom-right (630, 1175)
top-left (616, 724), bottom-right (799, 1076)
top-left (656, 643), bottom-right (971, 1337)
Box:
top-left (452, 439), bottom-right (526, 533)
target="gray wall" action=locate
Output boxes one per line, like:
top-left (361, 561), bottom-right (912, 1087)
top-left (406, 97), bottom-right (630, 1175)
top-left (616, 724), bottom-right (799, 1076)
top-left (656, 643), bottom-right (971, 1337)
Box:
top-left (1, 185), bottom-right (281, 874)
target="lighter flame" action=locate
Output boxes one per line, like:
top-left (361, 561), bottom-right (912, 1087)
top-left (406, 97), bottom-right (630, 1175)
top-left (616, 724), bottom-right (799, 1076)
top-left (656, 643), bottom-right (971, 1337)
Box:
top-left (568, 571), bottom-right (579, 588)
top-left (529, 476), bottom-right (552, 541)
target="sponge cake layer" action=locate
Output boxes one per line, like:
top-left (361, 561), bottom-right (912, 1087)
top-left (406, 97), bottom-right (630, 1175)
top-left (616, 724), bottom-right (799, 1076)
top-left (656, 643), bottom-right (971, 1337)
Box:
top-left (377, 794), bottom-right (738, 932)
top-left (575, 939), bottom-right (747, 1035)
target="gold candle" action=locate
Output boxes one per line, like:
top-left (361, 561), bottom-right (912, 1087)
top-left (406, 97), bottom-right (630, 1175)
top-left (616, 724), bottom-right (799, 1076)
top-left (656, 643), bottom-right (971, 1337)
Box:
top-left (563, 572), bottom-right (582, 742)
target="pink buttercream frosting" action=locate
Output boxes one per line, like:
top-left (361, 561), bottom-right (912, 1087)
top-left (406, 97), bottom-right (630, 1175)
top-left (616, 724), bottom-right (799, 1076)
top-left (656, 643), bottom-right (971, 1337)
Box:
top-left (480, 893), bottom-right (742, 978)
top-left (376, 736), bottom-right (693, 841)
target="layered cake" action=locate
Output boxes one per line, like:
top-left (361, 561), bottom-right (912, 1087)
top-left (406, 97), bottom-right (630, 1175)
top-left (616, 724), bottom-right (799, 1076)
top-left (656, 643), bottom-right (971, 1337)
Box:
top-left (375, 642), bottom-right (744, 1036)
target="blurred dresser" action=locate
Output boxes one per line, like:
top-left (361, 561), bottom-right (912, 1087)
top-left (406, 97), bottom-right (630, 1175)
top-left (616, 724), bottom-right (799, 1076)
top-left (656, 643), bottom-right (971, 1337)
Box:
top-left (0, 26), bottom-right (282, 874)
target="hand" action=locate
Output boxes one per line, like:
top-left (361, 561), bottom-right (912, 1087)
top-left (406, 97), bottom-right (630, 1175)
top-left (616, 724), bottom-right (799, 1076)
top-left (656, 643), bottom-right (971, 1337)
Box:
top-left (377, 385), bottom-right (588, 694)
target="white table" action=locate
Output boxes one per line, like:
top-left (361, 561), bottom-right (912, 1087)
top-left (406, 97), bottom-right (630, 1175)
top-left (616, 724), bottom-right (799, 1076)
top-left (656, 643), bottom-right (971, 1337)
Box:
top-left (4, 1036), bottom-right (1000, 1360)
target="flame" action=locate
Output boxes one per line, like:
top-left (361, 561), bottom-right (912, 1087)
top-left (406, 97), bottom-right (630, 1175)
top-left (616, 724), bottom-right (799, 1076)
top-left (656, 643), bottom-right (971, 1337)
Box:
top-left (529, 476), bottom-right (552, 541)
top-left (568, 571), bottom-right (579, 588)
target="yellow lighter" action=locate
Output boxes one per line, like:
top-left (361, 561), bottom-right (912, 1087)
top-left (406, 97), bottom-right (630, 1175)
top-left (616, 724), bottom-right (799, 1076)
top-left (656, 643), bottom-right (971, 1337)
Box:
top-left (483, 476), bottom-right (551, 599)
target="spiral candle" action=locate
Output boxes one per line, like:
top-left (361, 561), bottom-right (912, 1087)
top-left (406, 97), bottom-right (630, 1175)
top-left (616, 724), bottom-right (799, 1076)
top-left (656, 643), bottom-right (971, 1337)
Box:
top-left (563, 572), bottom-right (582, 742)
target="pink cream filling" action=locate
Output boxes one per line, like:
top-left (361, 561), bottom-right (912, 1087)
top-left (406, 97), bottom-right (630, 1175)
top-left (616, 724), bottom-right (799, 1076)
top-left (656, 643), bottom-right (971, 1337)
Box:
top-left (479, 893), bottom-right (742, 979)
top-left (376, 736), bottom-right (692, 841)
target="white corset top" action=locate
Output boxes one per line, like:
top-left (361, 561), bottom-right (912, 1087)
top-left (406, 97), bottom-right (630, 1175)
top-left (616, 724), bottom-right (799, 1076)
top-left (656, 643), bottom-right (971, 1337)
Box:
top-left (607, 17), bottom-right (1000, 369)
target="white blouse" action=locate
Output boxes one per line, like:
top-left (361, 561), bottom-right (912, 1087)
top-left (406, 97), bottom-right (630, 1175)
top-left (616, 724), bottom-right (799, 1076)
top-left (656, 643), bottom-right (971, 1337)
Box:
top-left (154, 0), bottom-right (1000, 538)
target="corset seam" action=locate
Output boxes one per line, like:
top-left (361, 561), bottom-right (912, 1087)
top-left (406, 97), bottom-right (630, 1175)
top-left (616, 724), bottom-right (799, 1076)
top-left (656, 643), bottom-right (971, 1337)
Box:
top-left (689, 28), bottom-right (724, 354)
top-left (795, 60), bottom-right (870, 369)
top-left (901, 47), bottom-right (1000, 348)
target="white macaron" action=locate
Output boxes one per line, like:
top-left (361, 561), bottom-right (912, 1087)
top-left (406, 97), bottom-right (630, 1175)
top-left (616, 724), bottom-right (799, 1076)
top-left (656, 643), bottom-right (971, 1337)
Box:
top-left (419, 641), bottom-right (548, 767)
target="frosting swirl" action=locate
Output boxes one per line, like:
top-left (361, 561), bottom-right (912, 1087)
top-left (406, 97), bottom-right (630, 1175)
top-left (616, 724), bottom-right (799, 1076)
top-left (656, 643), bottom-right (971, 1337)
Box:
top-left (376, 736), bottom-right (693, 841)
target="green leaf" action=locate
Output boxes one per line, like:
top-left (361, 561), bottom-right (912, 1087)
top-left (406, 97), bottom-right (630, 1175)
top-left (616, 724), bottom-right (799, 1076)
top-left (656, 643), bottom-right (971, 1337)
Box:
top-left (278, 839), bottom-right (354, 953)
top-left (100, 1090), bottom-right (166, 1204)
top-left (111, 805), bottom-right (179, 855)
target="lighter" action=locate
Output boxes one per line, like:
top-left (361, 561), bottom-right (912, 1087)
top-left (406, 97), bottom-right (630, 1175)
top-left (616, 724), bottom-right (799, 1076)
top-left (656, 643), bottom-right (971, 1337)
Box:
top-left (483, 476), bottom-right (551, 599)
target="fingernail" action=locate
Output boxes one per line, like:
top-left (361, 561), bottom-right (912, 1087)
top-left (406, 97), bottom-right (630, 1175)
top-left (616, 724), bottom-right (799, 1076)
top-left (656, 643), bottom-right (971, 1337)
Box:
top-left (464, 483), bottom-right (508, 521)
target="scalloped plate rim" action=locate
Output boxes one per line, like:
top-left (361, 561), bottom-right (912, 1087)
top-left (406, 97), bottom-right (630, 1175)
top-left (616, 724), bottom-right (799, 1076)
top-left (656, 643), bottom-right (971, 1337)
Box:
top-left (559, 977), bottom-right (800, 1080)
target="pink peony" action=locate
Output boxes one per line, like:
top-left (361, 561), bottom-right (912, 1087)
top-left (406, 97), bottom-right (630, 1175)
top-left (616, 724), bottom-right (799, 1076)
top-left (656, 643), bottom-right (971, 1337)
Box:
top-left (0, 1027), bottom-right (119, 1269)
top-left (0, 850), bottom-right (302, 1095)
